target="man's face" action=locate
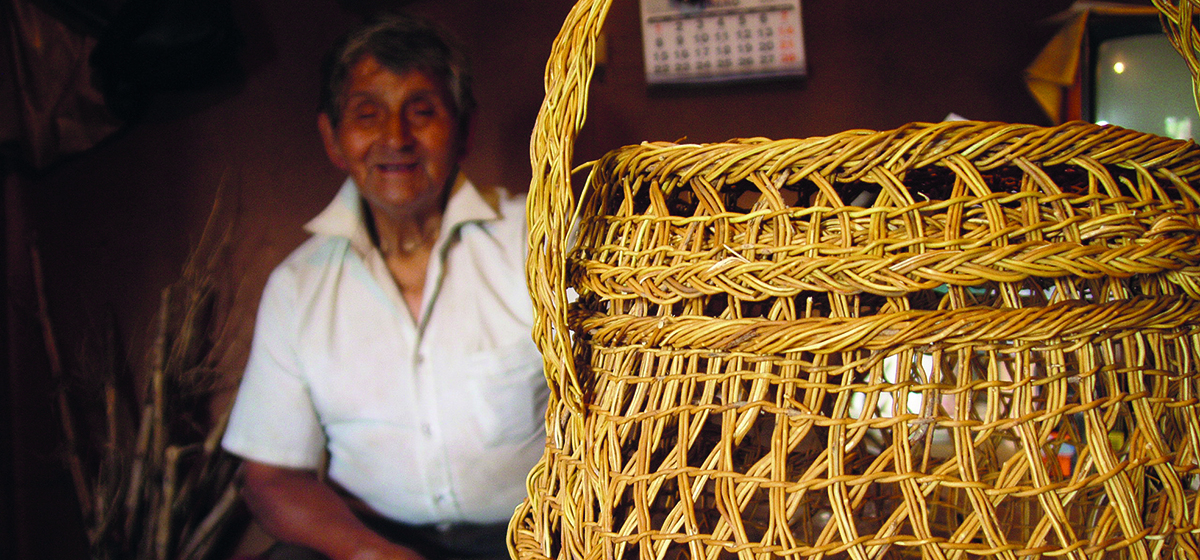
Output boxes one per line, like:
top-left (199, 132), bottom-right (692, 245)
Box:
top-left (319, 54), bottom-right (465, 221)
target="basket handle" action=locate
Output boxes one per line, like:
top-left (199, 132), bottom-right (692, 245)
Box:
top-left (527, 0), bottom-right (614, 413)
top-left (1153, 1), bottom-right (1200, 119)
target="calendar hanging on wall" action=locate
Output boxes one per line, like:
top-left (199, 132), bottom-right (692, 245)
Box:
top-left (640, 0), bottom-right (806, 85)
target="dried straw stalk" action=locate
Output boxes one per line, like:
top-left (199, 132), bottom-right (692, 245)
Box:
top-left (37, 184), bottom-right (245, 560)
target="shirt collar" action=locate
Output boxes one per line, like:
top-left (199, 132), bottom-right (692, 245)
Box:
top-left (304, 172), bottom-right (502, 257)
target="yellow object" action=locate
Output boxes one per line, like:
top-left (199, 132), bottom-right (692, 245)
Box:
top-left (1024, 10), bottom-right (1088, 124)
top-left (1023, 3), bottom-right (1159, 125)
top-left (514, 1), bottom-right (1200, 559)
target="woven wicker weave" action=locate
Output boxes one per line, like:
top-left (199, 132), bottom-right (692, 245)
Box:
top-left (513, 1), bottom-right (1200, 559)
top-left (1155, 0), bottom-right (1200, 117)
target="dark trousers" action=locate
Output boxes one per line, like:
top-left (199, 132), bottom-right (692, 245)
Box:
top-left (260, 515), bottom-right (511, 560)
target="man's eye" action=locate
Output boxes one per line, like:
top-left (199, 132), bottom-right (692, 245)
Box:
top-left (345, 102), bottom-right (381, 123)
top-left (409, 102), bottom-right (437, 118)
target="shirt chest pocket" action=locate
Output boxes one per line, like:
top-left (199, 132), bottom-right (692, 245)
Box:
top-left (456, 340), bottom-right (548, 447)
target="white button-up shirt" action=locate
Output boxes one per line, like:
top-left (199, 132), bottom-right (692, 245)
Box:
top-left (222, 174), bottom-right (546, 525)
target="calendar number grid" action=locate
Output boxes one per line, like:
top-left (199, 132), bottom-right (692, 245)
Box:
top-left (642, 2), bottom-right (805, 85)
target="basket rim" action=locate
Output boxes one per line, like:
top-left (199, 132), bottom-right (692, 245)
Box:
top-left (587, 120), bottom-right (1200, 185)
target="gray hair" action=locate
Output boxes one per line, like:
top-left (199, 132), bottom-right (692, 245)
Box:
top-left (319, 13), bottom-right (475, 137)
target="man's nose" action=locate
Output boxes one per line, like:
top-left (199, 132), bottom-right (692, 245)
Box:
top-left (382, 112), bottom-right (414, 148)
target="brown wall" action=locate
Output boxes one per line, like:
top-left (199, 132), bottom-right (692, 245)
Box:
top-left (7, 0), bottom-right (1083, 557)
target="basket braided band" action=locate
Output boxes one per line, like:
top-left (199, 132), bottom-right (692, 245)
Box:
top-left (572, 122), bottom-right (1200, 303)
top-left (569, 305), bottom-right (1200, 559)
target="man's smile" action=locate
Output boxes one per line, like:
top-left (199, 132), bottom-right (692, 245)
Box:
top-left (376, 162), bottom-right (419, 173)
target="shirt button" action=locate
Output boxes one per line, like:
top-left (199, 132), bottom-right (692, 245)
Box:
top-left (415, 354), bottom-right (425, 366)
top-left (421, 423), bottom-right (432, 436)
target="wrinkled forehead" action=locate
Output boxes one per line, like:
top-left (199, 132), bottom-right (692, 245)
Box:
top-left (337, 52), bottom-right (456, 111)
top-left (345, 59), bottom-right (451, 103)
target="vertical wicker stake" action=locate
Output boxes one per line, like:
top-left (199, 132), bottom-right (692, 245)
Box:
top-left (514, 1), bottom-right (1200, 559)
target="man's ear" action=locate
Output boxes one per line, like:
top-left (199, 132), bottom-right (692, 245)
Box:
top-left (318, 113), bottom-right (349, 171)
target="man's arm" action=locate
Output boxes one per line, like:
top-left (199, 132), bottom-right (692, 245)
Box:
top-left (240, 460), bottom-right (424, 560)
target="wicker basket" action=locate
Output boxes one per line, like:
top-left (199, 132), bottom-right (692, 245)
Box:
top-left (512, 1), bottom-right (1200, 558)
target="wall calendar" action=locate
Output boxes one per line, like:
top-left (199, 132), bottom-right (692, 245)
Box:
top-left (640, 0), bottom-right (806, 85)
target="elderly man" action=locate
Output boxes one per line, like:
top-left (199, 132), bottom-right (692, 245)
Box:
top-left (222, 13), bottom-right (546, 560)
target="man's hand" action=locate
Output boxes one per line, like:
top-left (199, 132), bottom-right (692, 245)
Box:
top-left (241, 460), bottom-right (426, 560)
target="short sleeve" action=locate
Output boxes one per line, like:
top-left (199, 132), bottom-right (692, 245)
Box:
top-left (221, 267), bottom-right (327, 469)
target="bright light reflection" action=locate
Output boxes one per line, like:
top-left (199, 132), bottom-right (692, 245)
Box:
top-left (1114, 61), bottom-right (1126, 74)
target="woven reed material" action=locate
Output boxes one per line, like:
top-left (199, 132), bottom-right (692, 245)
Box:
top-left (513, 2), bottom-right (1200, 559)
top-left (1155, 0), bottom-right (1200, 117)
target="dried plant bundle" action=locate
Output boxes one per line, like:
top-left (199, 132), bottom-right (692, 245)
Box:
top-left (38, 183), bottom-right (244, 560)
